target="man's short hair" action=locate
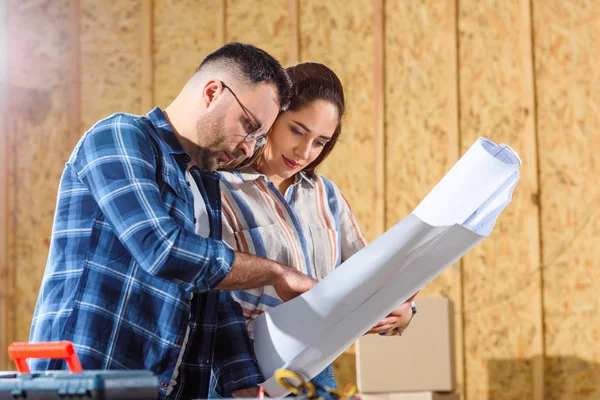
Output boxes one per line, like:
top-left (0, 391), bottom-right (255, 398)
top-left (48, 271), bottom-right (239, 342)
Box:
top-left (197, 42), bottom-right (292, 111)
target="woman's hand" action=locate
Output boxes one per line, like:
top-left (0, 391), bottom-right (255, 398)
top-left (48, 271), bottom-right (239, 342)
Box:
top-left (365, 292), bottom-right (418, 335)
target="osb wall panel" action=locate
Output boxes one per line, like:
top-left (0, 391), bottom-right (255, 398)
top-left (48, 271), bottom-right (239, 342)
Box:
top-left (6, 0), bottom-right (72, 348)
top-left (534, 1), bottom-right (600, 399)
top-left (384, 0), bottom-right (458, 300)
top-left (384, 0), bottom-right (463, 391)
top-left (459, 1), bottom-right (542, 399)
top-left (0, 0), bottom-right (9, 368)
top-left (226, 0), bottom-right (290, 66)
top-left (299, 0), bottom-right (379, 242)
top-left (299, 0), bottom-right (376, 388)
top-left (80, 0), bottom-right (143, 131)
top-left (153, 0), bottom-right (223, 108)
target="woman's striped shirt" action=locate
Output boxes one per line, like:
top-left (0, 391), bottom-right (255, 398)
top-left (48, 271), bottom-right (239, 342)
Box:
top-left (219, 168), bottom-right (367, 338)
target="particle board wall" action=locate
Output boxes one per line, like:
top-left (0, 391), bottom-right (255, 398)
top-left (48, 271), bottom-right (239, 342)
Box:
top-left (298, 1), bottom-right (380, 388)
top-left (0, 0), bottom-right (9, 369)
top-left (1, 2), bottom-right (599, 399)
top-left (533, 1), bottom-right (600, 399)
top-left (226, 0), bottom-right (292, 67)
top-left (384, 0), bottom-right (463, 391)
top-left (80, 0), bottom-right (144, 130)
top-left (459, 1), bottom-right (543, 399)
top-left (3, 0), bottom-right (73, 356)
top-left (299, 0), bottom-right (382, 243)
top-left (153, 0), bottom-right (223, 108)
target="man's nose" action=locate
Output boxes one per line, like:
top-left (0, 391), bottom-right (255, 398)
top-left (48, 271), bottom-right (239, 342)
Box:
top-left (238, 139), bottom-right (255, 158)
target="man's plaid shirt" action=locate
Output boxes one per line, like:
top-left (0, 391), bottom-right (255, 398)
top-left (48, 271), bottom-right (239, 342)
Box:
top-left (30, 107), bottom-right (263, 399)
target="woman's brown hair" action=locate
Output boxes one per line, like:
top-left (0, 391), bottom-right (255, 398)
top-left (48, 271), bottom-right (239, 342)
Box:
top-left (222, 62), bottom-right (345, 175)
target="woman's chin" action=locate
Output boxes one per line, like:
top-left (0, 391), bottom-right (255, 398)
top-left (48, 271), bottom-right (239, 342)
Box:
top-left (276, 169), bottom-right (297, 181)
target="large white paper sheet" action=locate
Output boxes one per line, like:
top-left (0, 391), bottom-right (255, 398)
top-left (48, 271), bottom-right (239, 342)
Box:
top-left (253, 138), bottom-right (522, 397)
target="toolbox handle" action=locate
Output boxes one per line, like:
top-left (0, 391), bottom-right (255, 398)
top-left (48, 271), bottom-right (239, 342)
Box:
top-left (8, 341), bottom-right (83, 373)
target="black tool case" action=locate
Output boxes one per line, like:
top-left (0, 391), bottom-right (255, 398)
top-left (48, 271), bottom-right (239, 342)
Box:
top-left (0, 370), bottom-right (158, 399)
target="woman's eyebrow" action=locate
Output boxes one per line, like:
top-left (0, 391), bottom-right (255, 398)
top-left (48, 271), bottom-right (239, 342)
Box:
top-left (292, 120), bottom-right (331, 140)
top-left (292, 120), bottom-right (311, 133)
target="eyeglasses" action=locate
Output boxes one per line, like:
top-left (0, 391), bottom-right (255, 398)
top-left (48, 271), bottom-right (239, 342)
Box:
top-left (220, 81), bottom-right (267, 148)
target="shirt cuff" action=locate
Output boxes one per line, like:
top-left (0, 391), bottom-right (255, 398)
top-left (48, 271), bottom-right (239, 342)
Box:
top-left (205, 241), bottom-right (236, 289)
top-left (217, 363), bottom-right (264, 397)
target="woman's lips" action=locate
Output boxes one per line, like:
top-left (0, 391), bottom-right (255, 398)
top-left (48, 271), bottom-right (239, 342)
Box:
top-left (282, 155), bottom-right (300, 169)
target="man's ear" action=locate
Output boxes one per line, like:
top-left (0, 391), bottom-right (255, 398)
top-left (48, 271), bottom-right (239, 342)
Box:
top-left (202, 79), bottom-right (223, 109)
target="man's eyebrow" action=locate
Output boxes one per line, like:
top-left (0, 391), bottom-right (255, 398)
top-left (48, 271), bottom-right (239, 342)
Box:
top-left (243, 104), bottom-right (263, 129)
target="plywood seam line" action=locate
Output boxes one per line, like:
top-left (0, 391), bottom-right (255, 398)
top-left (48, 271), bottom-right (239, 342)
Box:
top-left (528, 1), bottom-right (546, 399)
top-left (373, 0), bottom-right (384, 236)
top-left (452, 0), bottom-right (466, 397)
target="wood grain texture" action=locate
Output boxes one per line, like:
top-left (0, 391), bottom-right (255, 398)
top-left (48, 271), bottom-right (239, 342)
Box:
top-left (459, 1), bottom-right (542, 399)
top-left (141, 0), bottom-right (153, 111)
top-left (153, 0), bottom-right (223, 108)
top-left (80, 0), bottom-right (144, 130)
top-left (299, 0), bottom-right (377, 388)
top-left (384, 0), bottom-right (459, 298)
top-left (288, 0), bottom-right (299, 65)
top-left (68, 0), bottom-right (81, 144)
top-left (0, 0), bottom-right (9, 370)
top-left (226, 0), bottom-right (290, 66)
top-left (384, 1), bottom-right (463, 392)
top-left (299, 0), bottom-right (379, 242)
top-left (534, 1), bottom-right (600, 399)
top-left (6, 0), bottom-right (72, 346)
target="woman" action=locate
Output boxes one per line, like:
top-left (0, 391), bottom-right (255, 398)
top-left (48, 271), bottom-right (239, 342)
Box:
top-left (218, 62), bottom-right (416, 396)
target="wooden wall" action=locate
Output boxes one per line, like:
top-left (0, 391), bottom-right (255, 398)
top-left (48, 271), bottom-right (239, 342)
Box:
top-left (1, 1), bottom-right (599, 398)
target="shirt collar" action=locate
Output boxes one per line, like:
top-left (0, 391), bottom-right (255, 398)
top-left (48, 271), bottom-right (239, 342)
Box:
top-left (146, 107), bottom-right (188, 157)
top-left (233, 167), bottom-right (315, 188)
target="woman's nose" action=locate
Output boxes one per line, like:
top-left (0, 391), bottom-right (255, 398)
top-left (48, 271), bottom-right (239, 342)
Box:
top-left (295, 141), bottom-right (311, 160)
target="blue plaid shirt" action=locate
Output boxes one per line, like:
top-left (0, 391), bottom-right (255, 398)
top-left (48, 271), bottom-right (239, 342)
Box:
top-left (30, 108), bottom-right (263, 399)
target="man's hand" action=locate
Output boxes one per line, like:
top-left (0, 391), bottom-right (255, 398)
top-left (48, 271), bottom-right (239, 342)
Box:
top-left (273, 267), bottom-right (318, 302)
top-left (365, 292), bottom-right (418, 335)
top-left (215, 252), bottom-right (316, 298)
top-left (232, 386), bottom-right (260, 398)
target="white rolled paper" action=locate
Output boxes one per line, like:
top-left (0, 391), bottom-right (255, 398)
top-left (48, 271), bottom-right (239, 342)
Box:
top-left (254, 137), bottom-right (522, 397)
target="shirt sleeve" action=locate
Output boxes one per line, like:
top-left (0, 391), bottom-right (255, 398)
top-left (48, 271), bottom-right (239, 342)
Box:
top-left (69, 114), bottom-right (235, 292)
top-left (220, 183), bottom-right (240, 251)
top-left (338, 191), bottom-right (368, 262)
top-left (212, 291), bottom-right (263, 396)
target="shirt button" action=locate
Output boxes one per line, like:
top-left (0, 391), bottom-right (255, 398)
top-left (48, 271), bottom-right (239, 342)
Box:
top-left (160, 381), bottom-right (168, 388)
top-left (176, 338), bottom-right (182, 345)
top-left (194, 217), bottom-right (197, 224)
top-left (177, 187), bottom-right (181, 193)
top-left (187, 181), bottom-right (191, 187)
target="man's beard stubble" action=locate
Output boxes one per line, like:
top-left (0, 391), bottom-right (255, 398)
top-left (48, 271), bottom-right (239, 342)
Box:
top-left (193, 106), bottom-right (227, 170)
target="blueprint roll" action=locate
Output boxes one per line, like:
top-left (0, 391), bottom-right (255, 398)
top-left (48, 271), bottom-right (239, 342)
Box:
top-left (253, 137), bottom-right (522, 397)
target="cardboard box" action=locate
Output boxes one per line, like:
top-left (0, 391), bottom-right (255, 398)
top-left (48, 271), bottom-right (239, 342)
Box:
top-left (356, 296), bottom-right (455, 393)
top-left (358, 392), bottom-right (459, 400)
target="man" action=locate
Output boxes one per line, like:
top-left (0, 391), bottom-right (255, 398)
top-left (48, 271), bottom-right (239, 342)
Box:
top-left (30, 43), bottom-right (317, 399)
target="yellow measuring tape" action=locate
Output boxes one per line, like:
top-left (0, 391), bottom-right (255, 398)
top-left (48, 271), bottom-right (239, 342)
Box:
top-left (274, 368), bottom-right (357, 400)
